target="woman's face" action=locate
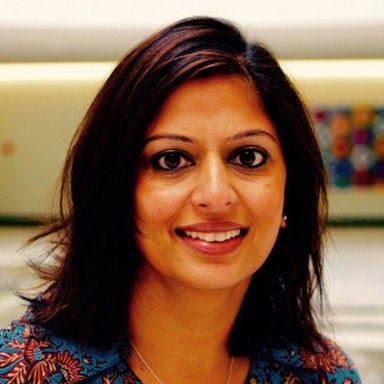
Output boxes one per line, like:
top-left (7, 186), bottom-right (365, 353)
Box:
top-left (134, 75), bottom-right (286, 291)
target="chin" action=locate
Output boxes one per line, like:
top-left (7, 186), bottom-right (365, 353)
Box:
top-left (177, 269), bottom-right (253, 292)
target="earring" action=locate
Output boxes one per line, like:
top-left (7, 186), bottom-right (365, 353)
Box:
top-left (281, 214), bottom-right (287, 228)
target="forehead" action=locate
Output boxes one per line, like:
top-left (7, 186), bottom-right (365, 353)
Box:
top-left (162, 74), bottom-right (258, 111)
top-left (147, 74), bottom-right (274, 137)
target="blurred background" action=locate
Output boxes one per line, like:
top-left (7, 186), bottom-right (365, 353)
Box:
top-left (0, 1), bottom-right (383, 382)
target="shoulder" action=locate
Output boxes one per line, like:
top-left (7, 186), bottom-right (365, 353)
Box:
top-left (249, 337), bottom-right (362, 383)
top-left (0, 314), bottom-right (129, 383)
top-left (0, 317), bottom-right (53, 383)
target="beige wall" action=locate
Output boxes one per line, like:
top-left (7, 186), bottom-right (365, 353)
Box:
top-left (0, 76), bottom-right (102, 216)
top-left (1, 60), bottom-right (384, 218)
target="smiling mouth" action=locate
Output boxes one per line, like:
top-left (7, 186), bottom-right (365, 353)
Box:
top-left (175, 228), bottom-right (247, 243)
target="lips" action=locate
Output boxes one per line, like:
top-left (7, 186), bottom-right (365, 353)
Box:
top-left (175, 223), bottom-right (248, 255)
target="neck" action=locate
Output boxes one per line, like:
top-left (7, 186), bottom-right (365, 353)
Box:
top-left (129, 272), bottom-right (250, 349)
top-left (127, 269), bottom-right (250, 383)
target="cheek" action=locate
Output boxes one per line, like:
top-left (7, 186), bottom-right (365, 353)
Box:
top-left (247, 179), bottom-right (285, 213)
top-left (135, 178), bottom-right (188, 226)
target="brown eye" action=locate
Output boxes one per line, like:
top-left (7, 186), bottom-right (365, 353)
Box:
top-left (151, 150), bottom-right (194, 171)
top-left (229, 147), bottom-right (268, 168)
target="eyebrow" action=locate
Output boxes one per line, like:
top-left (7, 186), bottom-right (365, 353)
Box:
top-left (144, 129), bottom-right (277, 144)
top-left (144, 134), bottom-right (193, 144)
top-left (230, 129), bottom-right (277, 142)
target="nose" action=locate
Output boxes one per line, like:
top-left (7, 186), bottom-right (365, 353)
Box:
top-left (191, 155), bottom-right (238, 212)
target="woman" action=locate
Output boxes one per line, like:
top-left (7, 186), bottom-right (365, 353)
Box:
top-left (0, 17), bottom-right (361, 383)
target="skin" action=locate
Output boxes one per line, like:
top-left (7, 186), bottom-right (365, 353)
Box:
top-left (129, 74), bottom-right (287, 383)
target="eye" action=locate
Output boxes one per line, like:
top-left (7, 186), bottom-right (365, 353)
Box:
top-left (150, 150), bottom-right (194, 171)
top-left (229, 147), bottom-right (268, 169)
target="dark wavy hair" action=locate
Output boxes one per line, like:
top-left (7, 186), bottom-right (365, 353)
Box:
top-left (30, 16), bottom-right (328, 354)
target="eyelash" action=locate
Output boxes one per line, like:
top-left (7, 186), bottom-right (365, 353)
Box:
top-left (149, 147), bottom-right (268, 172)
top-left (150, 150), bottom-right (195, 171)
top-left (229, 147), bottom-right (268, 169)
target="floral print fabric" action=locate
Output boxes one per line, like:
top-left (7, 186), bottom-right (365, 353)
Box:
top-left (0, 311), bottom-right (361, 383)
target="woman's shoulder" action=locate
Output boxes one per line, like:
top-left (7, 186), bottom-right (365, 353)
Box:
top-left (249, 336), bottom-right (361, 383)
top-left (0, 311), bottom-right (129, 383)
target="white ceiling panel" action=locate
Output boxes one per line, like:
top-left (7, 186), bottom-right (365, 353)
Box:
top-left (1, 0), bottom-right (383, 61)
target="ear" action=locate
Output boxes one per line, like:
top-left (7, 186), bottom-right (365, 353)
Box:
top-left (280, 215), bottom-right (287, 229)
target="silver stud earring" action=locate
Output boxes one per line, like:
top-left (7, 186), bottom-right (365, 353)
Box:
top-left (281, 214), bottom-right (288, 228)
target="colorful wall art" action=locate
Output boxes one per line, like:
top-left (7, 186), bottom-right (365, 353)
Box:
top-left (313, 106), bottom-right (384, 188)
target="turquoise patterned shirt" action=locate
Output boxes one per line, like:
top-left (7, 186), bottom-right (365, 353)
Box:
top-left (0, 312), bottom-right (361, 383)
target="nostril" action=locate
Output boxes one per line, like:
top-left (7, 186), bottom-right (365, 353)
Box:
top-left (191, 187), bottom-right (238, 211)
top-left (191, 169), bottom-right (238, 211)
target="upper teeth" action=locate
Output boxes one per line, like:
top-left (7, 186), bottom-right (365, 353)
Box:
top-left (183, 229), bottom-right (241, 242)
